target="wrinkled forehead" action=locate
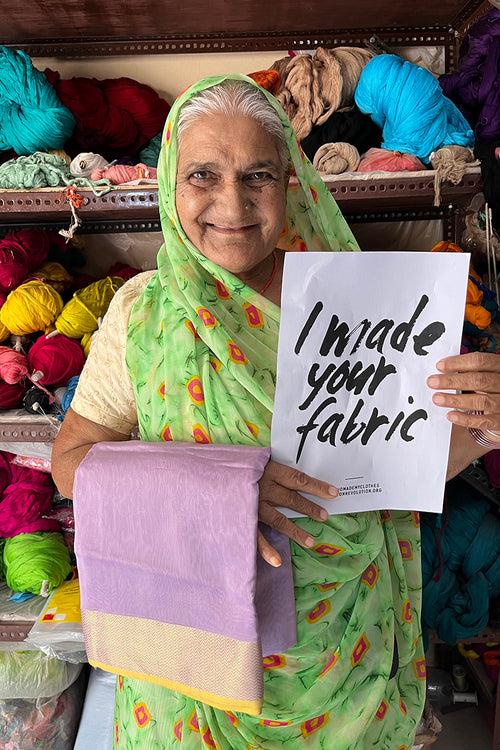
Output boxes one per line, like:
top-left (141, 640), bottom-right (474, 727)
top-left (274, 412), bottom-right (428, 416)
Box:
top-left (176, 113), bottom-right (283, 171)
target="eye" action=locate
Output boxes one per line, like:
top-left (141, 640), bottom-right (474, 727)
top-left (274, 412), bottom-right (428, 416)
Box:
top-left (189, 170), bottom-right (217, 184)
top-left (245, 171), bottom-right (276, 185)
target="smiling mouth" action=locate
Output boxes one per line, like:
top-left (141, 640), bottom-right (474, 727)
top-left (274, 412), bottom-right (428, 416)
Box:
top-left (206, 223), bottom-right (258, 234)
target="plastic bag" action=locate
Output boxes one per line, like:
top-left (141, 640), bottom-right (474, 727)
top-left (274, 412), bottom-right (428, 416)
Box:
top-left (0, 649), bottom-right (81, 699)
top-left (0, 669), bottom-right (86, 750)
top-left (26, 580), bottom-right (85, 664)
top-left (0, 582), bottom-right (46, 624)
top-left (74, 669), bottom-right (116, 750)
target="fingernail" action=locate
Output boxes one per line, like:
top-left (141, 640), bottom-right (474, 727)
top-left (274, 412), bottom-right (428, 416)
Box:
top-left (427, 376), bottom-right (439, 387)
top-left (328, 485), bottom-right (339, 497)
top-left (305, 536), bottom-right (315, 548)
top-left (436, 360), bottom-right (445, 371)
top-left (320, 509), bottom-right (329, 521)
top-left (270, 556), bottom-right (282, 567)
top-left (433, 394), bottom-right (446, 405)
top-left (448, 413), bottom-right (459, 422)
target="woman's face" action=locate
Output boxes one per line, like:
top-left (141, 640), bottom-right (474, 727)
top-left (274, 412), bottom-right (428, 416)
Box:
top-left (176, 113), bottom-right (287, 274)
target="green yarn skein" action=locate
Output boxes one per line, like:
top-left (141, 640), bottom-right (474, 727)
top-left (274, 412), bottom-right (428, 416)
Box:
top-left (3, 532), bottom-right (71, 596)
top-left (0, 46), bottom-right (75, 155)
top-left (0, 152), bottom-right (112, 193)
top-left (139, 131), bottom-right (162, 167)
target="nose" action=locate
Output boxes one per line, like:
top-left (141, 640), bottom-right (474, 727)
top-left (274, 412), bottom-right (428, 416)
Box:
top-left (215, 179), bottom-right (251, 226)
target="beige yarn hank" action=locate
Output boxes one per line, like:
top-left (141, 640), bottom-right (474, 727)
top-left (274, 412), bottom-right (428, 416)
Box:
top-left (313, 142), bottom-right (361, 175)
top-left (430, 146), bottom-right (480, 207)
top-left (272, 46), bottom-right (373, 140)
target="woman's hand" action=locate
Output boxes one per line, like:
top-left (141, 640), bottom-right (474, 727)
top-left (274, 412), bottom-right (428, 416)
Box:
top-left (427, 352), bottom-right (500, 430)
top-left (258, 460), bottom-right (338, 567)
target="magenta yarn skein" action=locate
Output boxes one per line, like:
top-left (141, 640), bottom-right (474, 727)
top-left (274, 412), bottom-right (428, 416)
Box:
top-left (27, 334), bottom-right (85, 387)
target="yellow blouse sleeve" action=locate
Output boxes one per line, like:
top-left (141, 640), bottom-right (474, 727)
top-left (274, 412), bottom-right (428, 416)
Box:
top-left (71, 271), bottom-right (155, 434)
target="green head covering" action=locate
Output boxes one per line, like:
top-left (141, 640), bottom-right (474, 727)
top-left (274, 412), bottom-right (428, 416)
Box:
top-left (127, 73), bottom-right (358, 445)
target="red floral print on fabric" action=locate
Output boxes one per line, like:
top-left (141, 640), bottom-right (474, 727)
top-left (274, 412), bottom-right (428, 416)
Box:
top-left (185, 320), bottom-right (201, 339)
top-left (399, 540), bottom-right (413, 560)
top-left (351, 634), bottom-right (371, 667)
top-left (402, 599), bottom-right (412, 623)
top-left (202, 726), bottom-right (218, 748)
top-left (133, 702), bottom-right (152, 728)
top-left (228, 341), bottom-right (248, 364)
top-left (375, 701), bottom-right (388, 720)
top-left (246, 421), bottom-right (260, 438)
top-left (314, 543), bottom-right (344, 557)
top-left (317, 581), bottom-right (338, 591)
top-left (161, 424), bottom-right (173, 441)
top-left (173, 720), bottom-right (183, 741)
top-left (188, 709), bottom-right (200, 732)
top-left (186, 376), bottom-right (204, 404)
top-left (307, 599), bottom-right (331, 623)
top-left (192, 424), bottom-right (211, 444)
top-left (263, 654), bottom-right (286, 670)
top-left (414, 659), bottom-right (427, 680)
top-left (196, 307), bottom-right (217, 328)
top-left (361, 563), bottom-right (379, 588)
top-left (243, 303), bottom-right (264, 329)
top-left (319, 652), bottom-right (338, 677)
top-left (301, 713), bottom-right (329, 737)
top-left (215, 280), bottom-right (231, 300)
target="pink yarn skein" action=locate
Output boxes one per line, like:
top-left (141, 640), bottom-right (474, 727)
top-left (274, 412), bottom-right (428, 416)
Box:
top-left (90, 163), bottom-right (157, 184)
top-left (0, 346), bottom-right (28, 384)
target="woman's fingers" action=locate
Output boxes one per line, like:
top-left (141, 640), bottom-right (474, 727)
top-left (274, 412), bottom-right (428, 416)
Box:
top-left (444, 411), bottom-right (500, 429)
top-left (437, 352), bottom-right (500, 373)
top-left (432, 392), bottom-right (500, 412)
top-left (262, 482), bottom-right (329, 521)
top-left (265, 460), bottom-right (338, 498)
top-left (257, 528), bottom-right (282, 567)
top-left (259, 502), bottom-right (316, 549)
top-left (427, 371), bottom-right (500, 393)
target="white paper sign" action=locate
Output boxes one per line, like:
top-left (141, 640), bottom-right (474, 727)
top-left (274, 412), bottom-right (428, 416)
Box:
top-left (271, 252), bottom-right (469, 516)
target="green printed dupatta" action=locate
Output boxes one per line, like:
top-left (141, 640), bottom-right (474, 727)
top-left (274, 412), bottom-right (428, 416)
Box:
top-left (120, 74), bottom-right (425, 750)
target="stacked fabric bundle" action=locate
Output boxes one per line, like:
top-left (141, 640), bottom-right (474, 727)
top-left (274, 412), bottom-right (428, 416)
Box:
top-left (0, 228), bottom-right (134, 413)
top-left (440, 8), bottom-right (500, 230)
top-left (0, 451), bottom-right (71, 596)
top-left (421, 477), bottom-right (500, 645)
top-left (0, 43), bottom-right (170, 188)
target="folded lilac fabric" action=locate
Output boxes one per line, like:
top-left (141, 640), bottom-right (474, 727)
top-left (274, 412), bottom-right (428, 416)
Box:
top-left (74, 441), bottom-right (296, 716)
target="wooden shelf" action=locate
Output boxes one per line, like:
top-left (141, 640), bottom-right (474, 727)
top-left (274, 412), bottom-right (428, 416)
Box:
top-left (0, 410), bottom-right (58, 443)
top-left (0, 170), bottom-right (482, 234)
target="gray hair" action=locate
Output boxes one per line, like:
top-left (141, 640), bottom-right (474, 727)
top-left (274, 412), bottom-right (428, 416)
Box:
top-left (177, 80), bottom-right (290, 175)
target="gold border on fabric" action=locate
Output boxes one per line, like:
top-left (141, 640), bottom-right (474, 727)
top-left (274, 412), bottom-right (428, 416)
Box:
top-left (83, 610), bottom-right (263, 714)
top-left (89, 659), bottom-right (262, 715)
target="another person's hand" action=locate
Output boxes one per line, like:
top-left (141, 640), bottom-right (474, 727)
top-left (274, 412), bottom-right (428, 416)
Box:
top-left (258, 460), bottom-right (338, 567)
top-left (427, 352), bottom-right (500, 430)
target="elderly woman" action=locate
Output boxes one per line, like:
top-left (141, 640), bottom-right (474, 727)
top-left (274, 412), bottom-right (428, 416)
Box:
top-left (53, 74), bottom-right (500, 749)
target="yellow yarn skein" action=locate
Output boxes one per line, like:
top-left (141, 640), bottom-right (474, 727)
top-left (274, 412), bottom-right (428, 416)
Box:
top-left (0, 321), bottom-right (10, 343)
top-left (0, 280), bottom-right (63, 335)
top-left (55, 276), bottom-right (123, 338)
top-left (29, 262), bottom-right (73, 294)
top-left (81, 331), bottom-right (93, 357)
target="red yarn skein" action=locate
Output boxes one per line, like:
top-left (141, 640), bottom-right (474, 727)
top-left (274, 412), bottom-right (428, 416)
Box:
top-left (0, 452), bottom-right (13, 496)
top-left (27, 334), bottom-right (85, 388)
top-left (0, 239), bottom-right (30, 292)
top-left (108, 262), bottom-right (140, 281)
top-left (0, 381), bottom-right (26, 409)
top-left (7, 229), bottom-right (51, 270)
top-left (0, 464), bottom-right (58, 537)
top-left (44, 69), bottom-right (170, 157)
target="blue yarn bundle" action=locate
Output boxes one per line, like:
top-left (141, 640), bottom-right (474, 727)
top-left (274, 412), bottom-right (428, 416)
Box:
top-left (421, 480), bottom-right (500, 645)
top-left (0, 46), bottom-right (75, 155)
top-left (355, 54), bottom-right (474, 164)
top-left (58, 375), bottom-right (79, 421)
